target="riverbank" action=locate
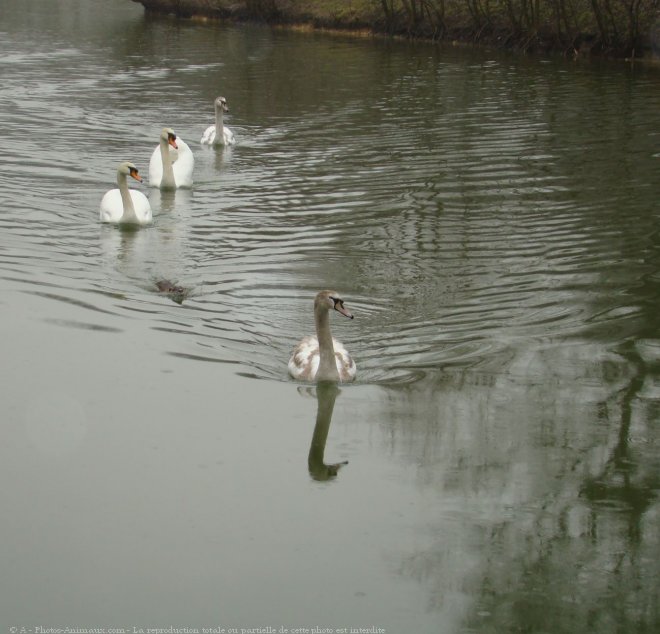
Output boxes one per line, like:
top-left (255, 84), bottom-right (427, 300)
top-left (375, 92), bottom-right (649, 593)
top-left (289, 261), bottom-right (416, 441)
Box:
top-left (132, 0), bottom-right (660, 59)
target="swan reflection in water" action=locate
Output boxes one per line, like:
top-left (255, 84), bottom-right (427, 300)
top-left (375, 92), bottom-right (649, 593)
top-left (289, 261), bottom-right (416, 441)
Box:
top-left (306, 381), bottom-right (349, 481)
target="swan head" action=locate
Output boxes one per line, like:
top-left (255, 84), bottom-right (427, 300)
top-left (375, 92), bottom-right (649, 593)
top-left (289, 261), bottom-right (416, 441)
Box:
top-left (160, 127), bottom-right (178, 150)
top-left (118, 161), bottom-right (143, 182)
top-left (315, 290), bottom-right (354, 319)
top-left (214, 96), bottom-right (229, 113)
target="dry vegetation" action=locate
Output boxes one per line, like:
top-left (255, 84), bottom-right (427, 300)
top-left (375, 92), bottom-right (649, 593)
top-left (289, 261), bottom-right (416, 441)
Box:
top-left (134, 0), bottom-right (660, 57)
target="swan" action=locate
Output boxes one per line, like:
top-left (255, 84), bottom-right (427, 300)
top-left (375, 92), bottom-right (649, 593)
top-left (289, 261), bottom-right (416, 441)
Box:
top-left (201, 96), bottom-right (235, 146)
top-left (99, 161), bottom-right (152, 225)
top-left (288, 290), bottom-right (356, 383)
top-left (148, 127), bottom-right (194, 189)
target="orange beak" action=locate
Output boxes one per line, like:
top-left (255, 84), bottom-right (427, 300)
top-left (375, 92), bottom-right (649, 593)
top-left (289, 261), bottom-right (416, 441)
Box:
top-left (168, 136), bottom-right (178, 150)
top-left (129, 169), bottom-right (143, 183)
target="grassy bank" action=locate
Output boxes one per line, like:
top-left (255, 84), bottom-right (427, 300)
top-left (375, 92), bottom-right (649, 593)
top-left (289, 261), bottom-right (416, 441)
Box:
top-left (133, 0), bottom-right (660, 58)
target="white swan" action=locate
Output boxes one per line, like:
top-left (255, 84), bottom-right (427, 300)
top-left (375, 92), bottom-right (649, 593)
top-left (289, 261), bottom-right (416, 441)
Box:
top-left (148, 127), bottom-right (194, 189)
top-left (201, 96), bottom-right (235, 146)
top-left (99, 161), bottom-right (152, 225)
top-left (288, 290), bottom-right (356, 383)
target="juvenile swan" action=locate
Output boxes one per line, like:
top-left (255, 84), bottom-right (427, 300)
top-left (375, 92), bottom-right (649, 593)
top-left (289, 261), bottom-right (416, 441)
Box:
top-left (99, 161), bottom-right (152, 225)
top-left (200, 96), bottom-right (235, 146)
top-left (288, 290), bottom-right (356, 383)
top-left (148, 127), bottom-right (194, 189)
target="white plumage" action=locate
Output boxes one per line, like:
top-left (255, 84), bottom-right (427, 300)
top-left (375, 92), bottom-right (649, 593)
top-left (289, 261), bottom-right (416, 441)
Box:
top-left (288, 290), bottom-right (356, 383)
top-left (148, 127), bottom-right (194, 189)
top-left (200, 96), bottom-right (235, 146)
top-left (99, 161), bottom-right (152, 225)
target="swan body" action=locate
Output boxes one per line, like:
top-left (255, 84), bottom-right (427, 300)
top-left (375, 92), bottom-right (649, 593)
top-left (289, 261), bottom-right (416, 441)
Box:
top-left (99, 162), bottom-right (152, 225)
top-left (201, 96), bottom-right (235, 146)
top-left (288, 290), bottom-right (356, 383)
top-left (149, 127), bottom-right (194, 189)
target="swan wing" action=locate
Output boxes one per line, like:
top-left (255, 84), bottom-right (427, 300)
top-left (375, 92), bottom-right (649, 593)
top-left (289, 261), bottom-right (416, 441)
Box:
top-left (129, 190), bottom-right (153, 224)
top-left (99, 188), bottom-right (123, 223)
top-left (333, 338), bottom-right (356, 382)
top-left (172, 137), bottom-right (194, 188)
top-left (288, 336), bottom-right (320, 381)
top-left (148, 145), bottom-right (163, 188)
top-left (223, 126), bottom-right (236, 146)
top-left (201, 124), bottom-right (216, 145)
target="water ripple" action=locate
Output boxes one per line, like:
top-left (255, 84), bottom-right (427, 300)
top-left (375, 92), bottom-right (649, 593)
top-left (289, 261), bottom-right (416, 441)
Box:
top-left (2, 15), bottom-right (660, 385)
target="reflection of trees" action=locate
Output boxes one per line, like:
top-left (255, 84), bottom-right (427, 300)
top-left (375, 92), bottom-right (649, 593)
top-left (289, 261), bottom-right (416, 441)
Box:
top-left (376, 343), bottom-right (658, 632)
top-left (306, 382), bottom-right (348, 481)
top-left (475, 364), bottom-right (659, 633)
top-left (582, 365), bottom-right (657, 534)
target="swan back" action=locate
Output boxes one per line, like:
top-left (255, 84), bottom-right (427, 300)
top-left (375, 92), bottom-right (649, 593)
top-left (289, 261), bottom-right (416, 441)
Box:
top-left (288, 290), bottom-right (356, 383)
top-left (99, 161), bottom-right (152, 225)
top-left (149, 127), bottom-right (194, 189)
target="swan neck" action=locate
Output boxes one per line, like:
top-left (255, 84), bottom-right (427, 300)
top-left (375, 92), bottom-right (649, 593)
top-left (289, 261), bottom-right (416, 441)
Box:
top-left (214, 103), bottom-right (224, 133)
top-left (315, 308), bottom-right (339, 381)
top-left (159, 135), bottom-right (176, 189)
top-left (117, 171), bottom-right (138, 222)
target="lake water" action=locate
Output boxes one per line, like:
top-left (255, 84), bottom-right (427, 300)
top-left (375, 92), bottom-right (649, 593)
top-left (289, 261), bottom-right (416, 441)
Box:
top-left (1, 0), bottom-right (659, 631)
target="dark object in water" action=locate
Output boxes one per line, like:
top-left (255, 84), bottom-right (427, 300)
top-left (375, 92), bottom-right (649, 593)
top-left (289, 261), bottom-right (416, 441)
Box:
top-left (155, 279), bottom-right (187, 304)
top-left (156, 279), bottom-right (184, 294)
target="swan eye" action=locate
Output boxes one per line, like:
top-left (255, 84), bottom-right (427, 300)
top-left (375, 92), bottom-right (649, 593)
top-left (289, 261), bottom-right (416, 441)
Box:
top-left (168, 133), bottom-right (177, 142)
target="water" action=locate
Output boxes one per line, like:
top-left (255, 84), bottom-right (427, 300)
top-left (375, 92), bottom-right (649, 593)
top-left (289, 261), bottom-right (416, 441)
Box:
top-left (1, 0), bottom-right (659, 631)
